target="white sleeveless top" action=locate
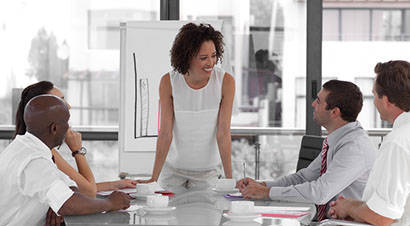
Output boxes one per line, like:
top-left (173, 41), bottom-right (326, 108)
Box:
top-left (166, 67), bottom-right (225, 170)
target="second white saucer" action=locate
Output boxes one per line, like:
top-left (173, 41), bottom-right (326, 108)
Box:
top-left (142, 206), bottom-right (176, 215)
top-left (223, 212), bottom-right (261, 222)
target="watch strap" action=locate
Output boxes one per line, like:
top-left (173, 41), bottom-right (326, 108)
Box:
top-left (72, 150), bottom-right (80, 157)
top-left (72, 147), bottom-right (86, 157)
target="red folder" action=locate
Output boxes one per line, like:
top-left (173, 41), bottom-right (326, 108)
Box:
top-left (155, 190), bottom-right (175, 196)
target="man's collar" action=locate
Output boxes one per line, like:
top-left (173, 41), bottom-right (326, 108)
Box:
top-left (326, 121), bottom-right (360, 146)
top-left (22, 132), bottom-right (53, 158)
top-left (393, 111), bottom-right (410, 130)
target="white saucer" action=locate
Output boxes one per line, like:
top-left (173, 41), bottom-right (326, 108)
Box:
top-left (130, 193), bottom-right (155, 199)
top-left (223, 213), bottom-right (261, 222)
top-left (142, 206), bottom-right (176, 214)
top-left (212, 188), bottom-right (239, 194)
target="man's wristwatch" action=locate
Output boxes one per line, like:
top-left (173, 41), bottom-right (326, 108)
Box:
top-left (72, 147), bottom-right (87, 157)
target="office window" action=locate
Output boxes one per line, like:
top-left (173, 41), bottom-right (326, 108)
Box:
top-left (404, 10), bottom-right (410, 40)
top-left (295, 77), bottom-right (306, 128)
top-left (341, 10), bottom-right (370, 41)
top-left (323, 9), bottom-right (340, 41)
top-left (0, 0), bottom-right (159, 181)
top-left (355, 77), bottom-right (376, 129)
top-left (88, 9), bottom-right (157, 50)
top-left (372, 10), bottom-right (402, 41)
top-left (323, 5), bottom-right (410, 129)
top-left (0, 0), bottom-right (159, 127)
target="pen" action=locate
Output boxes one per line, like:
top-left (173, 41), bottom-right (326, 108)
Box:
top-left (243, 161), bottom-right (247, 185)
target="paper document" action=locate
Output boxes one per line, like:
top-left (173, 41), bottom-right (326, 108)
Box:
top-left (254, 206), bottom-right (311, 218)
top-left (254, 206), bottom-right (310, 212)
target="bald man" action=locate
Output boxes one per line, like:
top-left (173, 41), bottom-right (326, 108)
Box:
top-left (0, 95), bottom-right (130, 226)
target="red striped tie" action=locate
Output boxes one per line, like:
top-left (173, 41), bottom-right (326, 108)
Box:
top-left (317, 138), bottom-right (329, 221)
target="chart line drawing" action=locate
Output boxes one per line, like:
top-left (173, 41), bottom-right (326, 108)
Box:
top-left (133, 52), bottom-right (158, 139)
top-left (140, 78), bottom-right (149, 137)
top-left (133, 52), bottom-right (138, 138)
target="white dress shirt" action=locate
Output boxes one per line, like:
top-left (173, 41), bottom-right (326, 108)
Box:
top-left (0, 132), bottom-right (75, 226)
top-left (264, 121), bottom-right (377, 204)
top-left (362, 112), bottom-right (410, 225)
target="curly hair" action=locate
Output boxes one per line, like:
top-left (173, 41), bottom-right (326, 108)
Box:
top-left (13, 81), bottom-right (54, 138)
top-left (374, 60), bottom-right (410, 112)
top-left (323, 80), bottom-right (363, 122)
top-left (170, 23), bottom-right (224, 74)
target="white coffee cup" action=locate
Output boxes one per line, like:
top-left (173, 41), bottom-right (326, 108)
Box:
top-left (147, 195), bottom-right (169, 208)
top-left (136, 183), bottom-right (154, 195)
top-left (216, 178), bottom-right (236, 190)
top-left (230, 201), bottom-right (255, 214)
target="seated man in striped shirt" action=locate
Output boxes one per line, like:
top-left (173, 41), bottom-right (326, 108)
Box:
top-left (237, 80), bottom-right (377, 221)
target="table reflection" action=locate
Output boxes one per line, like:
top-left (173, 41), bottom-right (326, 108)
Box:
top-left (65, 188), bottom-right (315, 226)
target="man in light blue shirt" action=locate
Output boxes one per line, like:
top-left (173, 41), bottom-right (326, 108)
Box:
top-left (237, 80), bottom-right (377, 214)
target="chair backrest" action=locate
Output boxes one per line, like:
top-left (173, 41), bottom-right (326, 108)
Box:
top-left (296, 135), bottom-right (325, 172)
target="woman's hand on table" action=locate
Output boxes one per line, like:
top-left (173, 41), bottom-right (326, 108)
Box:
top-left (136, 178), bottom-right (156, 184)
top-left (112, 179), bottom-right (137, 190)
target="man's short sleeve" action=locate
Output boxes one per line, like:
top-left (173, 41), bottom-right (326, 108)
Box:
top-left (366, 142), bottom-right (410, 219)
top-left (19, 158), bottom-right (74, 214)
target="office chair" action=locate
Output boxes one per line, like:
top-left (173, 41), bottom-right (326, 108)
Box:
top-left (296, 135), bottom-right (325, 172)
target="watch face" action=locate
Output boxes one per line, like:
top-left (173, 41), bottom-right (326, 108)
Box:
top-left (79, 147), bottom-right (87, 155)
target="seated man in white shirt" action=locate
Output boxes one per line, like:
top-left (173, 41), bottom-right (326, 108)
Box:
top-left (0, 95), bottom-right (131, 226)
top-left (328, 60), bottom-right (410, 225)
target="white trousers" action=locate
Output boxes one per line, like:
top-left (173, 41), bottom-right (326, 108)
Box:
top-left (159, 163), bottom-right (222, 192)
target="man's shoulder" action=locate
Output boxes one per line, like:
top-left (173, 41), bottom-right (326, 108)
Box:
top-left (384, 125), bottom-right (410, 150)
top-left (333, 125), bottom-right (376, 154)
top-left (337, 124), bottom-right (370, 144)
top-left (1, 140), bottom-right (50, 169)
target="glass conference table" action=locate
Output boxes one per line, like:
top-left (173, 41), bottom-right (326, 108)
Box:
top-left (65, 187), bottom-right (317, 226)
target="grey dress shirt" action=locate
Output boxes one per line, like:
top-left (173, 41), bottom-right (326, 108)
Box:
top-left (265, 121), bottom-right (377, 204)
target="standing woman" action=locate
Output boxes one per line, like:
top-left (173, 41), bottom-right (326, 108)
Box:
top-left (14, 81), bottom-right (137, 198)
top-left (138, 23), bottom-right (235, 190)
